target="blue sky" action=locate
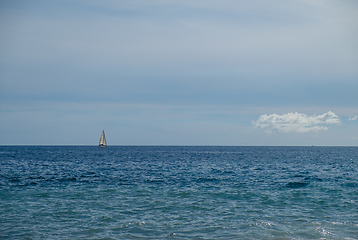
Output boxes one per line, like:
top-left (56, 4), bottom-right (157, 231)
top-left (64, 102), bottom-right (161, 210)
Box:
top-left (1, 0), bottom-right (357, 145)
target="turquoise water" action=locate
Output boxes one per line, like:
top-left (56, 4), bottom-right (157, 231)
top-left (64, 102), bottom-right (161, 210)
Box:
top-left (1, 146), bottom-right (357, 239)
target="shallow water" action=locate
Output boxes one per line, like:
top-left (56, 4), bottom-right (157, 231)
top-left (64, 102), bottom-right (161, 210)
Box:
top-left (1, 146), bottom-right (357, 239)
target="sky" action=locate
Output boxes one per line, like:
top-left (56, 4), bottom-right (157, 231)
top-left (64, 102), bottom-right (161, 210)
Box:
top-left (0, 0), bottom-right (357, 146)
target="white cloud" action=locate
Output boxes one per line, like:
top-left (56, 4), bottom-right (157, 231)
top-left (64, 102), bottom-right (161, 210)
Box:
top-left (253, 111), bottom-right (340, 133)
top-left (348, 116), bottom-right (357, 121)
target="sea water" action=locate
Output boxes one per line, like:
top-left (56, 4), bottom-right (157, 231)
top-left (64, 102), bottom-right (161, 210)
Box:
top-left (0, 146), bottom-right (357, 239)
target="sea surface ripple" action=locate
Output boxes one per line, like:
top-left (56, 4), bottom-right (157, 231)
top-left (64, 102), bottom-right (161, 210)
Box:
top-left (0, 146), bottom-right (357, 239)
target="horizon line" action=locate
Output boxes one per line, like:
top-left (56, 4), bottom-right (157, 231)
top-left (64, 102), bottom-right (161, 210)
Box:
top-left (1, 145), bottom-right (357, 147)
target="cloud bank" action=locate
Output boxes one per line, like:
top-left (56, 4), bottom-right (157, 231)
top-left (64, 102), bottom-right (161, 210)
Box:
top-left (253, 111), bottom-right (340, 133)
top-left (349, 116), bottom-right (357, 121)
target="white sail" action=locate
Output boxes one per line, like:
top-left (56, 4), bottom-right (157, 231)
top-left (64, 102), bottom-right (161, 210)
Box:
top-left (99, 130), bottom-right (107, 147)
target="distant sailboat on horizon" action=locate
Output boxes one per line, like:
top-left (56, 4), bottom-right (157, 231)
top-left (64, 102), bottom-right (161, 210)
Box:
top-left (98, 130), bottom-right (107, 148)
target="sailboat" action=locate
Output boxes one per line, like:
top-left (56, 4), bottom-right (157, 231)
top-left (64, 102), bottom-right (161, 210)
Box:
top-left (98, 130), bottom-right (107, 148)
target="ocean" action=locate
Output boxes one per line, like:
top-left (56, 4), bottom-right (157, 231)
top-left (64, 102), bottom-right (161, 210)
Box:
top-left (0, 146), bottom-right (357, 239)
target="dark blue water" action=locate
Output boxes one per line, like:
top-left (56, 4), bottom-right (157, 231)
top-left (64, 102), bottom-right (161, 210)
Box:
top-left (1, 146), bottom-right (357, 239)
